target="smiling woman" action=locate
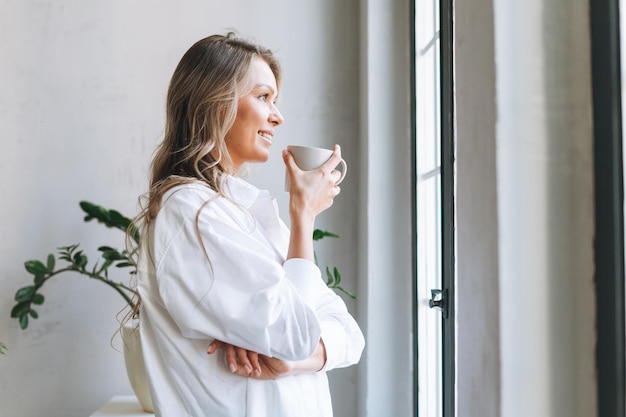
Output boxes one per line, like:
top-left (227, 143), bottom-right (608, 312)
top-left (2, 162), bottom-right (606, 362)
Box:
top-left (132, 33), bottom-right (364, 417)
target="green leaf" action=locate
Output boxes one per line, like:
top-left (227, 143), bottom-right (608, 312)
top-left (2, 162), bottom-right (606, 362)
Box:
top-left (11, 302), bottom-right (30, 318)
top-left (58, 244), bottom-right (79, 262)
top-left (109, 209), bottom-right (131, 230)
top-left (333, 267), bottom-right (341, 284)
top-left (325, 267), bottom-right (334, 285)
top-left (115, 262), bottom-right (134, 268)
top-left (98, 259), bottom-right (113, 273)
top-left (33, 274), bottom-right (45, 286)
top-left (80, 201), bottom-right (108, 223)
top-left (32, 294), bottom-right (45, 305)
top-left (101, 249), bottom-right (125, 261)
top-left (73, 251), bottom-right (88, 268)
top-left (46, 254), bottom-right (55, 272)
top-left (19, 314), bottom-right (29, 329)
top-left (338, 287), bottom-right (357, 300)
top-left (24, 260), bottom-right (48, 276)
top-left (80, 201), bottom-right (133, 231)
top-left (14, 286), bottom-right (35, 302)
top-left (29, 309), bottom-right (39, 319)
top-left (72, 250), bottom-right (82, 264)
top-left (80, 201), bottom-right (140, 241)
top-left (313, 229), bottom-right (340, 241)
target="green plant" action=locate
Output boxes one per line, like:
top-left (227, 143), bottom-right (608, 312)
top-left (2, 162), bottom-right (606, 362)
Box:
top-left (0, 342), bottom-right (7, 356)
top-left (313, 229), bottom-right (356, 299)
top-left (11, 201), bottom-right (139, 330)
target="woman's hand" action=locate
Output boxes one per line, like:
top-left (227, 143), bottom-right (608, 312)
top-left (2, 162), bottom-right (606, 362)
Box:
top-left (207, 340), bottom-right (293, 379)
top-left (283, 144), bottom-right (343, 221)
top-left (207, 339), bottom-right (327, 380)
top-left (283, 144), bottom-right (343, 261)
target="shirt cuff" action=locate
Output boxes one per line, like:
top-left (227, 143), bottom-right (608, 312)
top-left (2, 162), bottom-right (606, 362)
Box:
top-left (283, 258), bottom-right (327, 308)
top-left (317, 320), bottom-right (345, 372)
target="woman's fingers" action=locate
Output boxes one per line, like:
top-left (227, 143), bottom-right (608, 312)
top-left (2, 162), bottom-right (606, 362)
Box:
top-left (207, 340), bottom-right (261, 376)
top-left (236, 346), bottom-right (254, 375)
top-left (320, 145), bottom-right (343, 174)
top-left (282, 148), bottom-right (300, 177)
top-left (207, 339), bottom-right (224, 354)
top-left (224, 344), bottom-right (238, 373)
top-left (205, 339), bottom-right (291, 379)
top-left (247, 351), bottom-right (262, 376)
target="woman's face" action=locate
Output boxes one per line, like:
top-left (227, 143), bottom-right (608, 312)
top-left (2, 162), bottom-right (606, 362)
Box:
top-left (225, 57), bottom-right (284, 171)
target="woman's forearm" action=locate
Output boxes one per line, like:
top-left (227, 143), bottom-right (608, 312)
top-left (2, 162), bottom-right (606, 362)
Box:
top-left (287, 213), bottom-right (315, 261)
top-left (290, 338), bottom-right (327, 372)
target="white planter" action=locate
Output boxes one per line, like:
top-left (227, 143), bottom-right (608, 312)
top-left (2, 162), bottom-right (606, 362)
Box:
top-left (122, 321), bottom-right (154, 413)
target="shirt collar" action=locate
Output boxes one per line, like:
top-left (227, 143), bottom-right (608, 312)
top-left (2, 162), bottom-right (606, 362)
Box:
top-left (223, 175), bottom-right (261, 209)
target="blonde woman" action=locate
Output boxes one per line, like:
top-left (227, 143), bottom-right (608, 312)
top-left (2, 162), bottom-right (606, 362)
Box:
top-left (135, 33), bottom-right (365, 416)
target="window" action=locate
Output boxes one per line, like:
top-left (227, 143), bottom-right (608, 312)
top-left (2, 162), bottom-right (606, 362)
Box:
top-left (413, 0), bottom-right (455, 416)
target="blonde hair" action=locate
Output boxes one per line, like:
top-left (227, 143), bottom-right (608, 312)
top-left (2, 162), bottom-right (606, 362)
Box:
top-left (126, 33), bottom-right (281, 318)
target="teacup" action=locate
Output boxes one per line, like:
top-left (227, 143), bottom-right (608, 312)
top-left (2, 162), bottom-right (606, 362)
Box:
top-left (285, 145), bottom-right (348, 192)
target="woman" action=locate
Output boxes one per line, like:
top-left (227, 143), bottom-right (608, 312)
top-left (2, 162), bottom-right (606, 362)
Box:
top-left (135, 33), bottom-right (365, 417)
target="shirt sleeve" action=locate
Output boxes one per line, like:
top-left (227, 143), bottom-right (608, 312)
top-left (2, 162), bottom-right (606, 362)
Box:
top-left (153, 199), bottom-right (323, 362)
top-left (315, 287), bottom-right (366, 372)
top-left (282, 258), bottom-right (365, 370)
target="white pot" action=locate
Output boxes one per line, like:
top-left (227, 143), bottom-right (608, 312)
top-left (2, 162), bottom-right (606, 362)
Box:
top-left (122, 321), bottom-right (154, 413)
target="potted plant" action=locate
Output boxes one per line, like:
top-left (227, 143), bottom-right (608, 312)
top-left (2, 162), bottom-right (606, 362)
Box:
top-left (9, 201), bottom-right (152, 410)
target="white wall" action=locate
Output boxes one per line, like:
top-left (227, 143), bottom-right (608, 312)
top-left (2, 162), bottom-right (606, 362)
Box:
top-left (0, 1), bottom-right (361, 416)
top-left (454, 0), bottom-right (500, 416)
top-left (494, 0), bottom-right (596, 416)
top-left (358, 0), bottom-right (414, 415)
top-left (455, 1), bottom-right (598, 416)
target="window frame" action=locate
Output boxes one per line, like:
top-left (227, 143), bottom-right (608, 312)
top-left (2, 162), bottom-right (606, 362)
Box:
top-left (411, 0), bottom-right (456, 415)
top-left (591, 0), bottom-right (626, 415)
top-left (440, 1), bottom-right (456, 416)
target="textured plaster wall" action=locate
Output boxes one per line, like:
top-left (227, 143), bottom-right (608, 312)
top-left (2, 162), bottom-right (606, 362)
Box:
top-left (494, 1), bottom-right (596, 416)
top-left (456, 0), bottom-right (597, 416)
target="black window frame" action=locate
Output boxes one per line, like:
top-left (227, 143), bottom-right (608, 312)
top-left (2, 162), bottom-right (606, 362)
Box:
top-left (590, 0), bottom-right (626, 416)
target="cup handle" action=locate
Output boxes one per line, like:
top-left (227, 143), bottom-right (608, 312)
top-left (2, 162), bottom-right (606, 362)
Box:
top-left (335, 159), bottom-right (348, 185)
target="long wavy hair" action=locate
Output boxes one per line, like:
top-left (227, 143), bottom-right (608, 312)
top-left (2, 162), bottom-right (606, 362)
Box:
top-left (125, 33), bottom-right (281, 319)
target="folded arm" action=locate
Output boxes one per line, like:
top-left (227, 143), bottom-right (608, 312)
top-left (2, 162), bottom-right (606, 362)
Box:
top-left (208, 338), bottom-right (327, 379)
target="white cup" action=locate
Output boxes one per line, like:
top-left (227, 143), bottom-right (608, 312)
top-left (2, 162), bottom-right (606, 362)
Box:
top-left (285, 145), bottom-right (348, 192)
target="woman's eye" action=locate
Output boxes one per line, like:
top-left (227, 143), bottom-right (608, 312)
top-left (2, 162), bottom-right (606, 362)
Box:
top-left (259, 94), bottom-right (268, 102)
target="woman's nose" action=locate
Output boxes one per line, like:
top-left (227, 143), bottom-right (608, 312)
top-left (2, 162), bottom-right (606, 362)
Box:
top-left (269, 104), bottom-right (284, 126)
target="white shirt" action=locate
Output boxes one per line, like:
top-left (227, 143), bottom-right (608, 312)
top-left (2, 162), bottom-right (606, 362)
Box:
top-left (138, 176), bottom-right (365, 417)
